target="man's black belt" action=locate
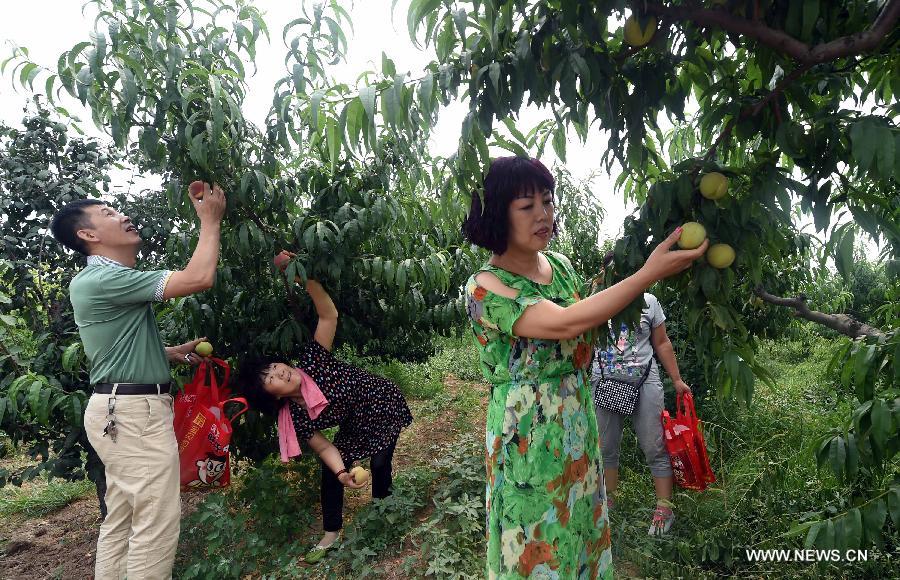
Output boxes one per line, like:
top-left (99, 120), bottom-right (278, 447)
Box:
top-left (93, 383), bottom-right (171, 395)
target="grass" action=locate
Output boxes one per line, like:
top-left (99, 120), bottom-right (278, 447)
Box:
top-left (336, 334), bottom-right (483, 402)
top-left (6, 332), bottom-right (895, 579)
top-left (610, 332), bottom-right (894, 578)
top-left (0, 477), bottom-right (93, 521)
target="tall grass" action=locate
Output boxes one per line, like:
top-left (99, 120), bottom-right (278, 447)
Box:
top-left (610, 333), bottom-right (896, 578)
top-left (337, 334), bottom-right (482, 401)
top-left (0, 478), bottom-right (93, 521)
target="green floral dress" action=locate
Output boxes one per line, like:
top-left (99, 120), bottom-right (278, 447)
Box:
top-left (466, 252), bottom-right (613, 579)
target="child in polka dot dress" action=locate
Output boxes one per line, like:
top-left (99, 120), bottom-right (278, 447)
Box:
top-left (237, 277), bottom-right (412, 563)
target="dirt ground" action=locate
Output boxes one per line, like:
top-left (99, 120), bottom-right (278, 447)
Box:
top-left (0, 491), bottom-right (211, 580)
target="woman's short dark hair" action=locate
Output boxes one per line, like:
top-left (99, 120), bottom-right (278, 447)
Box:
top-left (461, 156), bottom-right (556, 254)
top-left (49, 199), bottom-right (105, 255)
top-left (235, 354), bottom-right (283, 416)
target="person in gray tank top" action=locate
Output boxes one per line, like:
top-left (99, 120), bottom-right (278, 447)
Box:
top-left (592, 253), bottom-right (692, 536)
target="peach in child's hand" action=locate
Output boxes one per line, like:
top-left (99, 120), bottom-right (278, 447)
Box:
top-left (350, 466), bottom-right (370, 485)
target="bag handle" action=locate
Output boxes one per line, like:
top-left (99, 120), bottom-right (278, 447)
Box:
top-left (202, 360), bottom-right (220, 404)
top-left (220, 397), bottom-right (249, 423)
top-left (198, 357), bottom-right (231, 403)
top-left (207, 357), bottom-right (231, 389)
top-left (660, 409), bottom-right (673, 431)
top-left (676, 392), bottom-right (699, 425)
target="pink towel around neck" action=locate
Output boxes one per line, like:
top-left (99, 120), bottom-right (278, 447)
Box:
top-left (277, 368), bottom-right (329, 462)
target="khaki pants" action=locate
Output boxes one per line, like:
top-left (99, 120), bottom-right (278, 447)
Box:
top-left (85, 392), bottom-right (181, 580)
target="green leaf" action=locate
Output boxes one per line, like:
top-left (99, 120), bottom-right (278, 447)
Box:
top-left (239, 223), bottom-right (249, 253)
top-left (488, 62), bottom-right (500, 93)
top-left (418, 72), bottom-right (434, 106)
top-left (396, 261), bottom-right (407, 293)
top-left (69, 396), bottom-right (83, 427)
top-left (804, 522), bottom-right (821, 548)
top-left (62, 342), bottom-right (83, 373)
top-left (853, 343), bottom-right (875, 394)
top-left (346, 98), bottom-right (364, 151)
top-left (861, 499), bottom-right (887, 542)
top-left (844, 508), bottom-right (862, 549)
top-left (210, 76), bottom-right (224, 138)
top-left (836, 227), bottom-right (854, 281)
top-left (27, 380), bottom-right (42, 416)
top-left (44, 74), bottom-right (57, 101)
top-left (359, 85), bottom-right (376, 148)
top-left (801, 0), bottom-right (819, 41)
top-left (895, 338), bottom-right (900, 385)
top-left (38, 387), bottom-right (51, 425)
top-left (845, 433), bottom-right (858, 479)
top-left (382, 83), bottom-right (398, 126)
top-left (552, 125), bottom-right (566, 161)
top-left (19, 62), bottom-right (40, 90)
top-left (816, 519), bottom-right (835, 548)
top-left (887, 485), bottom-right (900, 529)
top-left (310, 89), bottom-right (324, 132)
top-left (326, 116), bottom-right (340, 169)
top-left (316, 221), bottom-right (330, 248)
top-left (874, 126), bottom-right (894, 180)
top-left (709, 303), bottom-right (734, 330)
top-left (381, 52), bottom-right (396, 78)
top-left (303, 223), bottom-right (316, 251)
top-left (849, 119), bottom-right (877, 174)
top-left (828, 436), bottom-right (846, 484)
top-left (869, 399), bottom-right (890, 446)
top-left (407, 0), bottom-right (442, 42)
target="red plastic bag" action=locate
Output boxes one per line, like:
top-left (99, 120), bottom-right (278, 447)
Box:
top-left (174, 358), bottom-right (248, 491)
top-left (661, 392), bottom-right (716, 491)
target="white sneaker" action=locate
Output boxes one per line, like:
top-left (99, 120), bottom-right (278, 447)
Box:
top-left (649, 505), bottom-right (675, 536)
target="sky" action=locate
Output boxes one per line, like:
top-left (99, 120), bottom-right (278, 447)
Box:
top-left (0, 1), bottom-right (882, 260)
top-left (0, 0), bottom-right (633, 242)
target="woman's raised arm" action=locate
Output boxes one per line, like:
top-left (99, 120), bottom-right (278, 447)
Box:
top-left (492, 228), bottom-right (708, 340)
top-left (305, 280), bottom-right (338, 351)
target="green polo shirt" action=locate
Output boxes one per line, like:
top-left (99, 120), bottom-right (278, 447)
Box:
top-left (70, 255), bottom-right (174, 384)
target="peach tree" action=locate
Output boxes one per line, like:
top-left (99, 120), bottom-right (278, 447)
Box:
top-left (396, 0), bottom-right (899, 555)
top-left (0, 0), bottom-right (479, 476)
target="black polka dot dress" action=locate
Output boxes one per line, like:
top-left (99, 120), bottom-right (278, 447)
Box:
top-left (288, 340), bottom-right (413, 463)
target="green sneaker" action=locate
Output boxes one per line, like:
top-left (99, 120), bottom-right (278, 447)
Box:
top-left (304, 540), bottom-right (338, 564)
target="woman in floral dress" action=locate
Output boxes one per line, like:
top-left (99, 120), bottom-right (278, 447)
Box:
top-left (462, 157), bottom-right (707, 578)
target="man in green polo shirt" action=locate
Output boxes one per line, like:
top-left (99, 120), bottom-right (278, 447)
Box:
top-left (50, 182), bottom-right (226, 580)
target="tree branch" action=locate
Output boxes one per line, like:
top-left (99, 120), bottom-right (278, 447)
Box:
top-left (754, 285), bottom-right (886, 339)
top-left (703, 63), bottom-right (810, 160)
top-left (648, 0), bottom-right (900, 64)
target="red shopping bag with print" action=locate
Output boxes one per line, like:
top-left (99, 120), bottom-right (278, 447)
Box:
top-left (174, 358), bottom-right (248, 490)
top-left (661, 392), bottom-right (716, 491)
top-left (173, 357), bottom-right (231, 435)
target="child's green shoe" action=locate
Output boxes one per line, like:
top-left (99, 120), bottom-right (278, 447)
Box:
top-left (304, 541), bottom-right (338, 564)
